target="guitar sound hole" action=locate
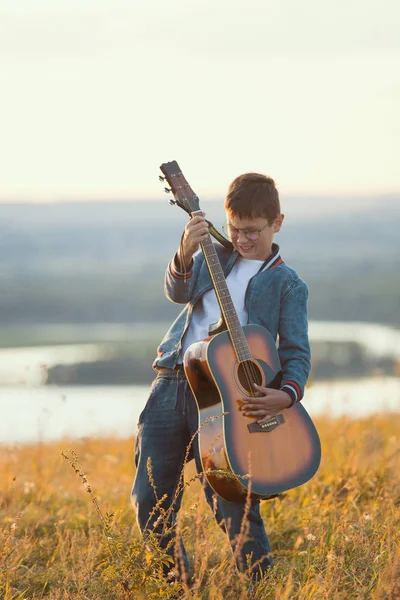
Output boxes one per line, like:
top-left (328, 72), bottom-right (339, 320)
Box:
top-left (237, 361), bottom-right (263, 395)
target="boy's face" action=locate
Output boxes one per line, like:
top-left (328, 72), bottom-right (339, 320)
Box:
top-left (225, 212), bottom-right (284, 261)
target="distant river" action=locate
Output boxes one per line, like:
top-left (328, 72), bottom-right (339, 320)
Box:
top-left (0, 320), bottom-right (399, 444)
top-left (1, 320), bottom-right (399, 387)
top-left (0, 378), bottom-right (399, 444)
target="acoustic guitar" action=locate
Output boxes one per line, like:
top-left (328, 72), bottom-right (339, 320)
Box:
top-left (160, 160), bottom-right (321, 503)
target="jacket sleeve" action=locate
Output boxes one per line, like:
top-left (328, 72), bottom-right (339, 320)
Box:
top-left (164, 251), bottom-right (202, 304)
top-left (277, 280), bottom-right (311, 406)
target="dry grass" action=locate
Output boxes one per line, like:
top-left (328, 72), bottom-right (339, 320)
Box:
top-left (1, 414), bottom-right (400, 599)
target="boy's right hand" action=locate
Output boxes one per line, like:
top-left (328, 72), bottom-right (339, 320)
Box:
top-left (181, 213), bottom-right (209, 262)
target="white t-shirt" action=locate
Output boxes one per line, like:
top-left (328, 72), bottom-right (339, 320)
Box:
top-left (179, 256), bottom-right (265, 360)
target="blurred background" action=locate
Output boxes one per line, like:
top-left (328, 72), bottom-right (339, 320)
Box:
top-left (1, 0), bottom-right (399, 443)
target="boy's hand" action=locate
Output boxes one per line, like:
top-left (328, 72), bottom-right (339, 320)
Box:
top-left (240, 383), bottom-right (292, 424)
top-left (181, 213), bottom-right (209, 259)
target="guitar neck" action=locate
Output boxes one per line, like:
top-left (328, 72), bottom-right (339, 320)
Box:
top-left (200, 230), bottom-right (251, 362)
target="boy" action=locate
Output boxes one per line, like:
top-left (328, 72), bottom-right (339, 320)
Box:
top-left (131, 172), bottom-right (311, 580)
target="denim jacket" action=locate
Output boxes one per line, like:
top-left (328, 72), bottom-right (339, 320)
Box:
top-left (154, 243), bottom-right (311, 406)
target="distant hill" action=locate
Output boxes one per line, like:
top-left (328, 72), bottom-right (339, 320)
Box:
top-left (1, 197), bottom-right (399, 273)
top-left (0, 198), bottom-right (399, 327)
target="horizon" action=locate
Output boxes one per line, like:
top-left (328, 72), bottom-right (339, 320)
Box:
top-left (1, 189), bottom-right (400, 204)
top-left (1, 191), bottom-right (398, 215)
top-left (1, 191), bottom-right (399, 222)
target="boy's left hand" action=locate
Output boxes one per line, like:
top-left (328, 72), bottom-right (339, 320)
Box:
top-left (240, 383), bottom-right (292, 424)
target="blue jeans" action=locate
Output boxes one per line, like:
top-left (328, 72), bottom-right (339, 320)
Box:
top-left (131, 368), bottom-right (274, 580)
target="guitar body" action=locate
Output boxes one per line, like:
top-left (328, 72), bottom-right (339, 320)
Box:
top-left (184, 323), bottom-right (321, 502)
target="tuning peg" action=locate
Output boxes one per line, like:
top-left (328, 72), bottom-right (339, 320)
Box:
top-left (169, 199), bottom-right (176, 205)
top-left (159, 175), bottom-right (166, 181)
top-left (164, 187), bottom-right (171, 193)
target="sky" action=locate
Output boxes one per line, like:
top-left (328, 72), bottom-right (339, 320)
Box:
top-left (1, 0), bottom-right (399, 204)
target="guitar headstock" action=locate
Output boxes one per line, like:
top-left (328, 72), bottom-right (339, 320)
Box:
top-left (159, 161), bottom-right (201, 215)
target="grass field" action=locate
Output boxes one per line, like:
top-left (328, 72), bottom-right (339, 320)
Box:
top-left (1, 414), bottom-right (400, 599)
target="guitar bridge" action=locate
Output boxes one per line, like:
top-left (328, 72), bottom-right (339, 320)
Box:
top-left (247, 414), bottom-right (285, 433)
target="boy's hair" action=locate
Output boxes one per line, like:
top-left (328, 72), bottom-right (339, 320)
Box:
top-left (224, 173), bottom-right (280, 221)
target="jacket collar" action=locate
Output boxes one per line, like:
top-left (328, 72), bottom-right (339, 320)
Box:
top-left (259, 243), bottom-right (283, 272)
top-left (224, 242), bottom-right (283, 275)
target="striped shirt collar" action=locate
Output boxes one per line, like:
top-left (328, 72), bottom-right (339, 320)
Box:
top-left (258, 243), bottom-right (283, 273)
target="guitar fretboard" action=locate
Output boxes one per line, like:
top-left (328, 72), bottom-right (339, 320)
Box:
top-left (201, 233), bottom-right (251, 362)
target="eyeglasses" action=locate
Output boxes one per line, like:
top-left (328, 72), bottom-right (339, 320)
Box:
top-left (222, 220), bottom-right (274, 241)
